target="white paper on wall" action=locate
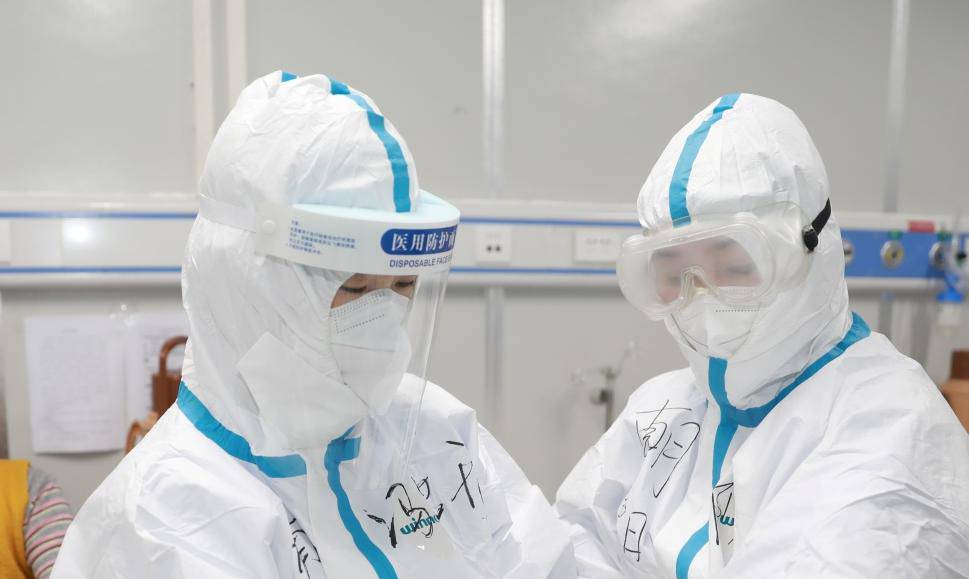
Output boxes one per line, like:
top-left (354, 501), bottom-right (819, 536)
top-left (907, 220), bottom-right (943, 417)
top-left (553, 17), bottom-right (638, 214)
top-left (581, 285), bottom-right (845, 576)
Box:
top-left (25, 311), bottom-right (189, 454)
top-left (25, 316), bottom-right (126, 453)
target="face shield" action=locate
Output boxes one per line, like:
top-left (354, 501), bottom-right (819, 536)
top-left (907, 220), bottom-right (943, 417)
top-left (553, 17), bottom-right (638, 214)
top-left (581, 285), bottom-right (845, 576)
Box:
top-left (323, 267), bottom-right (450, 477)
top-left (199, 191), bottom-right (458, 472)
top-left (618, 201), bottom-right (829, 320)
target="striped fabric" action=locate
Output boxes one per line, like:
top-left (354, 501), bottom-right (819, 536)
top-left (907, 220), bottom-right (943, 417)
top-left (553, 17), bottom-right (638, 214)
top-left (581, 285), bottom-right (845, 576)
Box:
top-left (23, 468), bottom-right (72, 578)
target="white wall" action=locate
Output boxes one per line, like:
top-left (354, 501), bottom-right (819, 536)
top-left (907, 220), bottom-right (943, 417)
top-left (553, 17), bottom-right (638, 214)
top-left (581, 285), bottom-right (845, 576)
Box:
top-left (503, 0), bottom-right (894, 210)
top-left (1, 0), bottom-right (968, 508)
top-left (246, 0), bottom-right (487, 199)
top-left (0, 1), bottom-right (196, 194)
top-left (899, 0), bottom-right (969, 213)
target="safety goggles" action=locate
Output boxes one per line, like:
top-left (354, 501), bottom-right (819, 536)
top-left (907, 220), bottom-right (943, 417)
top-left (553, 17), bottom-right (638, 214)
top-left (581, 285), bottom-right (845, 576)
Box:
top-left (617, 201), bottom-right (831, 319)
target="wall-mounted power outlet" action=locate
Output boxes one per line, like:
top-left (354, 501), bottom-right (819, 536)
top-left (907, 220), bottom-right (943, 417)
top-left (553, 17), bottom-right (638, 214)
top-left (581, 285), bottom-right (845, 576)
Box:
top-left (474, 225), bottom-right (512, 264)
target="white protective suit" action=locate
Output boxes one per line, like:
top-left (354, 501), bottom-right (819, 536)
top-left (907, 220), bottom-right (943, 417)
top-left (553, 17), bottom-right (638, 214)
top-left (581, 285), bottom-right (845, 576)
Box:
top-left (556, 93), bottom-right (969, 578)
top-left (55, 71), bottom-right (573, 578)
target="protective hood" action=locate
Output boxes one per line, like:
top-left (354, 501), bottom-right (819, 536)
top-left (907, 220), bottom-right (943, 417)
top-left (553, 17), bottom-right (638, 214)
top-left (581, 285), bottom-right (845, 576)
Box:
top-left (638, 93), bottom-right (852, 409)
top-left (181, 70), bottom-right (427, 455)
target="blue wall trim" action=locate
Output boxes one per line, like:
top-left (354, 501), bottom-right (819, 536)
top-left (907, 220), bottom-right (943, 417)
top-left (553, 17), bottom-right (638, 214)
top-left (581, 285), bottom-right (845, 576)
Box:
top-left (0, 211), bottom-right (196, 220)
top-left (0, 266), bottom-right (182, 274)
top-left (0, 209), bottom-right (954, 281)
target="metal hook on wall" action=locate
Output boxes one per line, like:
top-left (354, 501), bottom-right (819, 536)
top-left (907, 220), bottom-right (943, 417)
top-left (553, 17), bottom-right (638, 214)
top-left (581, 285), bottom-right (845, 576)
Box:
top-left (573, 340), bottom-right (640, 431)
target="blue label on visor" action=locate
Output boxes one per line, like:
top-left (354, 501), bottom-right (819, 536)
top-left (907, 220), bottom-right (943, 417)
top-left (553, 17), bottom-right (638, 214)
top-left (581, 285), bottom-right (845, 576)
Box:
top-left (381, 226), bottom-right (458, 255)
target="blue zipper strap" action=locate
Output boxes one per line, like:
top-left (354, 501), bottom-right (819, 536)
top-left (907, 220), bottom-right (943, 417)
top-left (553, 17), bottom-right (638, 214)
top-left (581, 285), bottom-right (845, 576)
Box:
top-left (709, 313), bottom-right (871, 428)
top-left (324, 430), bottom-right (398, 579)
top-left (675, 525), bottom-right (710, 579)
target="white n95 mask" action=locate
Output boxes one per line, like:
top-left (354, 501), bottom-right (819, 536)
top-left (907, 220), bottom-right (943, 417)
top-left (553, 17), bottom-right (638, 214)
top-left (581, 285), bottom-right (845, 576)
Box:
top-left (329, 288), bottom-right (413, 415)
top-left (670, 294), bottom-right (761, 359)
top-left (237, 332), bottom-right (368, 450)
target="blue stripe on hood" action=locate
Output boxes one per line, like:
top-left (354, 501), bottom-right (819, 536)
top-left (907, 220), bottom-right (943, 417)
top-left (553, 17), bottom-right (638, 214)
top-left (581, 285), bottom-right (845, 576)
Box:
top-left (668, 93), bottom-right (741, 227)
top-left (330, 79), bottom-right (412, 213)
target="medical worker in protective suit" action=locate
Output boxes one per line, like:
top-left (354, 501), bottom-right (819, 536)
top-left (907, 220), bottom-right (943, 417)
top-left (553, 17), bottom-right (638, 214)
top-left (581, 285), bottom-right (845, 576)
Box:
top-left (556, 93), bottom-right (969, 578)
top-left (54, 71), bottom-right (573, 578)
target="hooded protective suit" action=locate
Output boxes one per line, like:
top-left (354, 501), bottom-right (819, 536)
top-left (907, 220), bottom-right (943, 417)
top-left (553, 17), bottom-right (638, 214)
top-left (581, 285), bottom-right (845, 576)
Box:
top-left (54, 71), bottom-right (573, 578)
top-left (555, 93), bottom-right (969, 578)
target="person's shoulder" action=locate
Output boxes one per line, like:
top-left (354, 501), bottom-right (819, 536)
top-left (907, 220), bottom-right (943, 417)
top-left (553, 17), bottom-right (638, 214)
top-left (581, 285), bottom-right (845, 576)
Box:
top-left (590, 367), bottom-right (704, 466)
top-left (410, 376), bottom-right (474, 420)
top-left (824, 333), bottom-right (969, 482)
top-left (110, 407), bottom-right (288, 515)
top-left (625, 367), bottom-right (702, 410)
top-left (832, 333), bottom-right (954, 419)
top-left (63, 409), bottom-right (291, 573)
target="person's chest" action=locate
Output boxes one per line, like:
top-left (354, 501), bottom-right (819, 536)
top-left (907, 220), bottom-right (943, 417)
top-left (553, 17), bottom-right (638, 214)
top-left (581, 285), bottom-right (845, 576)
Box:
top-left (287, 511), bottom-right (327, 579)
top-left (612, 381), bottom-right (833, 577)
top-left (266, 429), bottom-right (514, 578)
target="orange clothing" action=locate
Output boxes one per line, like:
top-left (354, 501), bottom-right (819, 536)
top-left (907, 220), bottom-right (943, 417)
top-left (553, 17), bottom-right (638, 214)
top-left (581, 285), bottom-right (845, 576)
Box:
top-left (0, 459), bottom-right (31, 579)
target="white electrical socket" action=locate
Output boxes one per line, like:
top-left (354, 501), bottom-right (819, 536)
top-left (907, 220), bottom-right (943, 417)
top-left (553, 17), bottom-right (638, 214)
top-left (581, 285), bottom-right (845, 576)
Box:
top-left (573, 229), bottom-right (622, 264)
top-left (474, 225), bottom-right (512, 264)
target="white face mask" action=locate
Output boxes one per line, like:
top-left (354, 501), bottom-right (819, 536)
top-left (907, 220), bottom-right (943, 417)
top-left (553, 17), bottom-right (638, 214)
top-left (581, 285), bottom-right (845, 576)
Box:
top-left (329, 288), bottom-right (412, 415)
top-left (237, 332), bottom-right (368, 451)
top-left (670, 294), bottom-right (761, 359)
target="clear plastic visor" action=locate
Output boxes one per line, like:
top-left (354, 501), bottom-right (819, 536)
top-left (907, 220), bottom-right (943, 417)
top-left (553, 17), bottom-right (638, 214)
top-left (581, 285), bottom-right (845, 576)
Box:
top-left (327, 268), bottom-right (449, 481)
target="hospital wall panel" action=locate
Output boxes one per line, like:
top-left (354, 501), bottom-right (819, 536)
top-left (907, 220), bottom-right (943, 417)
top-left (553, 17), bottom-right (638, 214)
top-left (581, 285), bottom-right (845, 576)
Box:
top-left (503, 0), bottom-right (894, 211)
top-left (0, 0), bottom-right (196, 195)
top-left (898, 0), bottom-right (969, 213)
top-left (246, 0), bottom-right (487, 200)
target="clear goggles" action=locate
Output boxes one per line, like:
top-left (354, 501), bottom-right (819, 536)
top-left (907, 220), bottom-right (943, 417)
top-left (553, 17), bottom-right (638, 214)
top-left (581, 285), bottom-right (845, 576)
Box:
top-left (617, 201), bottom-right (830, 319)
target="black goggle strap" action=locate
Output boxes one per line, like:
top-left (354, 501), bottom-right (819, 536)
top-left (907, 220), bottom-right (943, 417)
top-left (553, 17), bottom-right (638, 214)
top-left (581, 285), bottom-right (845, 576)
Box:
top-left (802, 199), bottom-right (832, 252)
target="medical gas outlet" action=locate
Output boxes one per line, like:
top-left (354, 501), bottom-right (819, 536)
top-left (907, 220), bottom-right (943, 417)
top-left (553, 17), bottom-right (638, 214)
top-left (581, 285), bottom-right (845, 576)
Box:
top-left (881, 235), bottom-right (905, 269)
